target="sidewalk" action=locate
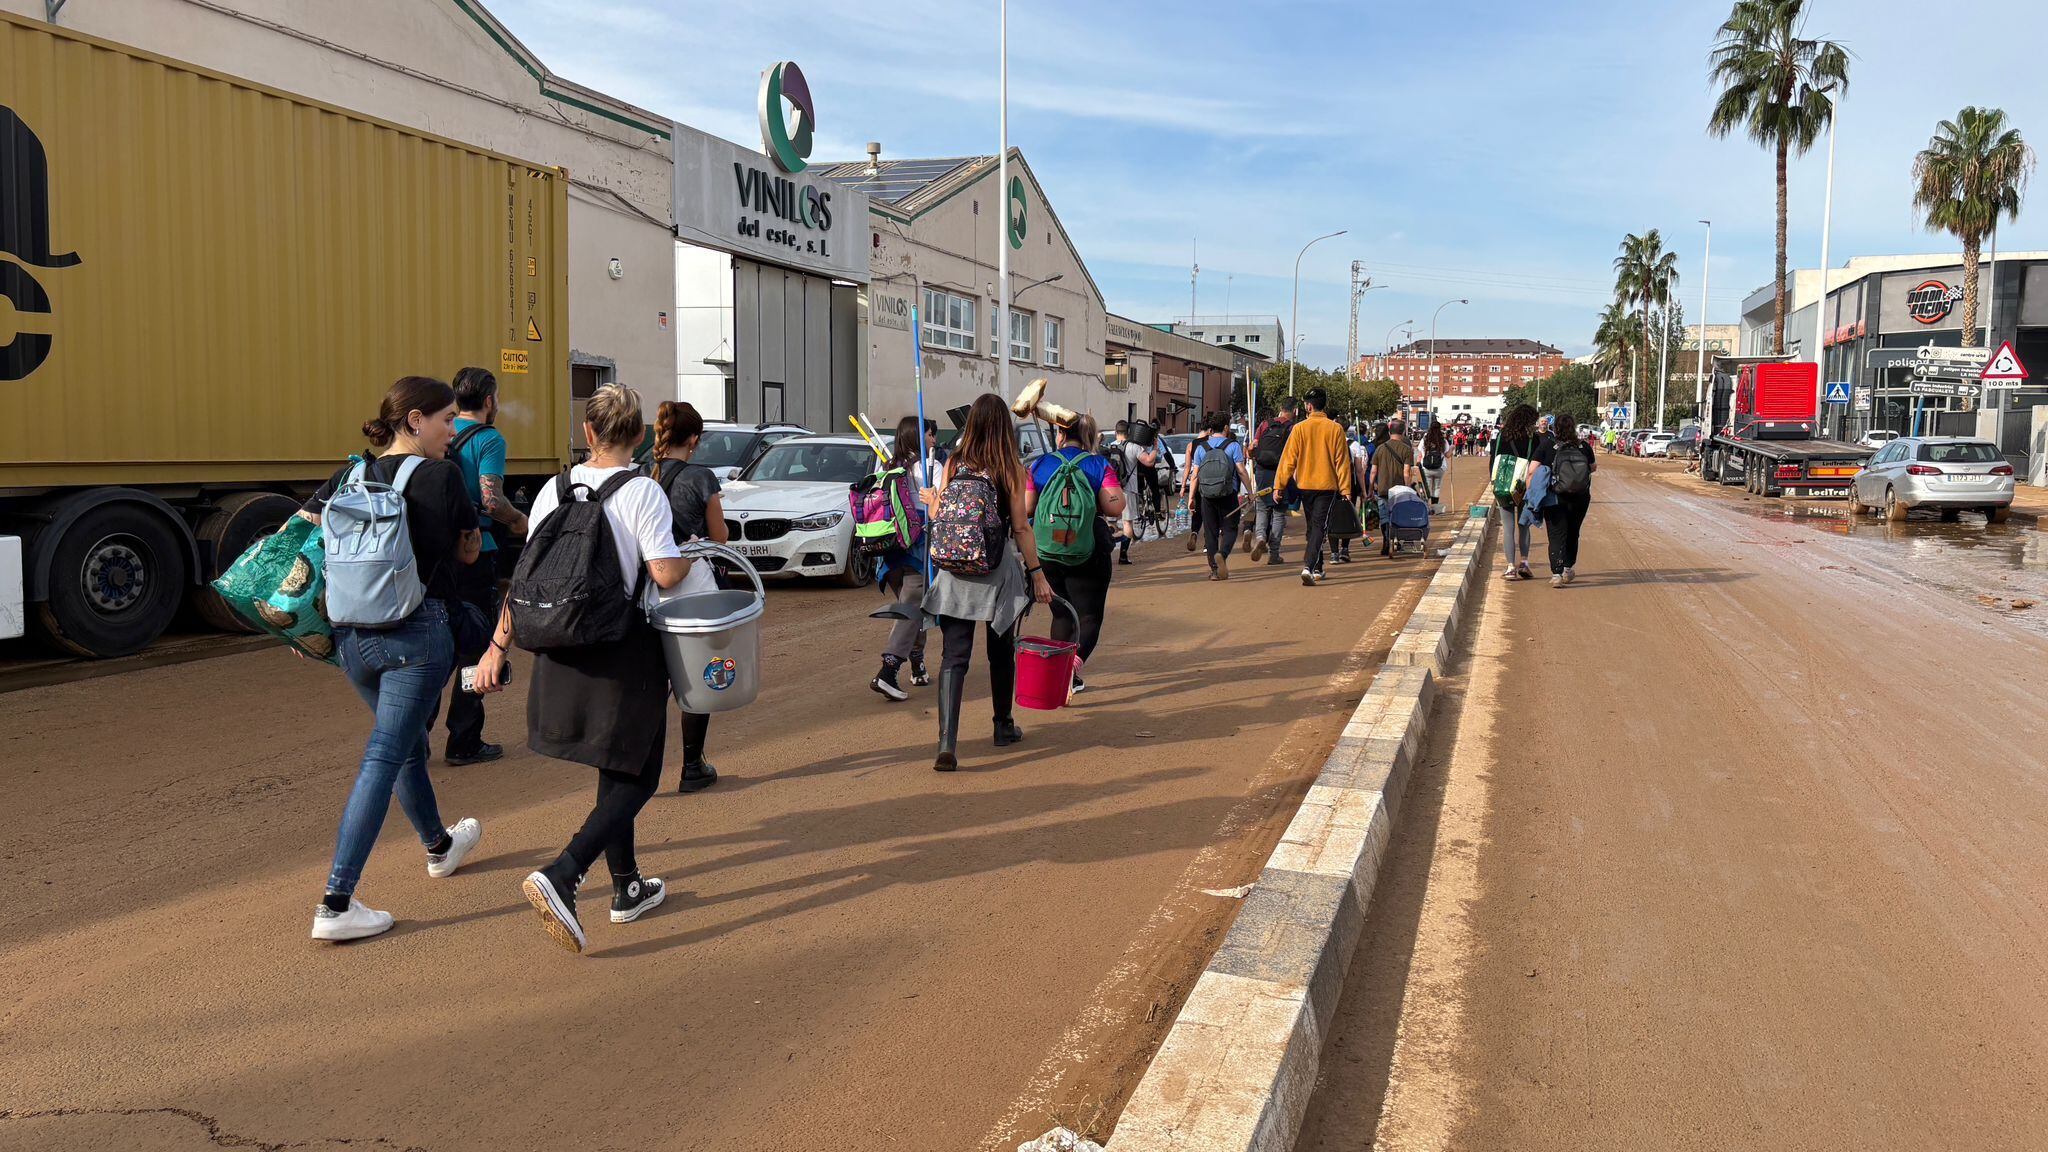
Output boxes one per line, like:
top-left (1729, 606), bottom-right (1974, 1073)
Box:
top-left (2008, 482), bottom-right (2048, 528)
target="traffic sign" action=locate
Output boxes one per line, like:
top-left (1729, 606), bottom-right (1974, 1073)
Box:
top-left (1916, 343), bottom-right (1992, 365)
top-left (1823, 381), bottom-right (1852, 404)
top-left (1981, 341), bottom-right (2028, 382)
top-left (1908, 379), bottom-right (1981, 399)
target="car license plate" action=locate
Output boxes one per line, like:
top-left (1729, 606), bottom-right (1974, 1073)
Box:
top-left (733, 543), bottom-right (773, 556)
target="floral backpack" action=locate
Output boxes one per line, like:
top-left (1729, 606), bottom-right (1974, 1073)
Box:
top-left (929, 466), bottom-right (1008, 577)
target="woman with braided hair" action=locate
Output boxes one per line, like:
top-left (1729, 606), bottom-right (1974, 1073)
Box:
top-left (650, 401), bottom-right (726, 792)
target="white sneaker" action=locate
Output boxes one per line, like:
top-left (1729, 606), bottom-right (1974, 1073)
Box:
top-left (311, 897), bottom-right (395, 942)
top-left (1562, 567), bottom-right (1576, 586)
top-left (1550, 573), bottom-right (1563, 587)
top-left (427, 817), bottom-right (482, 878)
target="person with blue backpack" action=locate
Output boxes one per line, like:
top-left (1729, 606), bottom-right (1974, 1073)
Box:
top-left (1027, 413), bottom-right (1124, 695)
top-left (298, 375), bottom-right (486, 942)
top-left (1187, 412), bottom-right (1255, 580)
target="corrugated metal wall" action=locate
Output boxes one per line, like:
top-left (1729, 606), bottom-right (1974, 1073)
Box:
top-left (0, 13), bottom-right (569, 486)
top-left (733, 257), bottom-right (856, 433)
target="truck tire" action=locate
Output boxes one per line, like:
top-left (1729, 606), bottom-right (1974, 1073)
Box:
top-left (33, 502), bottom-right (190, 657)
top-left (193, 491), bottom-right (302, 632)
top-left (1701, 451), bottom-right (1720, 483)
top-left (1884, 487), bottom-right (1908, 523)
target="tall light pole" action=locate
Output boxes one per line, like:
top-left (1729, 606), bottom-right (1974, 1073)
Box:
top-left (1426, 298), bottom-right (1467, 426)
top-left (1289, 229), bottom-right (1347, 396)
top-left (1811, 84), bottom-right (1839, 434)
top-left (1380, 319), bottom-right (1413, 382)
top-left (1350, 281), bottom-right (1387, 377)
top-left (997, 0), bottom-right (1011, 400)
top-left (1695, 219), bottom-right (1711, 428)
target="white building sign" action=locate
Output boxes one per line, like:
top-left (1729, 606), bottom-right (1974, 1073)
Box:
top-left (671, 120), bottom-right (870, 283)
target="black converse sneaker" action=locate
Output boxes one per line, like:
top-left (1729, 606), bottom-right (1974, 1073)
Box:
top-left (909, 657), bottom-right (931, 687)
top-left (871, 660), bottom-right (908, 702)
top-left (610, 876), bottom-right (667, 924)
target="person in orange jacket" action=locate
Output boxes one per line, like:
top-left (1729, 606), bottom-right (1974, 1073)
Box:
top-left (1272, 387), bottom-right (1353, 586)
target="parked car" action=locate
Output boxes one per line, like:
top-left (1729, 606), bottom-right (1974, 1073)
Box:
top-left (1666, 426), bottom-right (1704, 458)
top-left (1639, 432), bottom-right (1679, 457)
top-left (1625, 429), bottom-right (1655, 456)
top-left (719, 435), bottom-right (882, 585)
top-left (689, 421), bottom-right (813, 482)
top-left (1857, 429), bottom-right (1900, 450)
top-left (1848, 436), bottom-right (2015, 523)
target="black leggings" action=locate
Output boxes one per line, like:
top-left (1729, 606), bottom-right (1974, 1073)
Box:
top-left (939, 615), bottom-right (1017, 719)
top-left (1043, 552), bottom-right (1110, 664)
top-left (547, 727), bottom-right (663, 890)
top-left (1542, 491), bottom-right (1592, 574)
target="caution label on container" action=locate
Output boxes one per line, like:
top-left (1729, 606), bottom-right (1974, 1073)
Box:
top-left (526, 317), bottom-right (543, 342)
top-left (500, 348), bottom-right (530, 375)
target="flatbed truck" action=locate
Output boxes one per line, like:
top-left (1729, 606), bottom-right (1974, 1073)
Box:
top-left (1697, 356), bottom-right (1872, 498)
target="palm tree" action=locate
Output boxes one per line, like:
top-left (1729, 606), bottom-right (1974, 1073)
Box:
top-left (1614, 232), bottom-right (1677, 411)
top-left (1911, 106), bottom-right (2035, 346)
top-left (1593, 299), bottom-right (1643, 420)
top-left (1707, 0), bottom-right (1850, 353)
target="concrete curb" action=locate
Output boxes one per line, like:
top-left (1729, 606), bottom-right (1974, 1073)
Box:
top-left (1105, 508), bottom-right (1497, 1152)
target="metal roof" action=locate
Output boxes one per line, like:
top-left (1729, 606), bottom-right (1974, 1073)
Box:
top-left (811, 157), bottom-right (982, 205)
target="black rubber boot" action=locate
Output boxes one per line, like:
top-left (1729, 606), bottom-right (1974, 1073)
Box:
top-left (934, 668), bottom-right (964, 772)
top-left (991, 644), bottom-right (1023, 747)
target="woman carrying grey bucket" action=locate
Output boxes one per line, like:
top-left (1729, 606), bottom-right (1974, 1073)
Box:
top-left (300, 375), bottom-right (486, 943)
top-left (472, 384), bottom-right (697, 954)
top-left (919, 393), bottom-right (1054, 772)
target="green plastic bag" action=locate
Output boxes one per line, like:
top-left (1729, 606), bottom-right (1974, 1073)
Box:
top-left (1491, 452), bottom-right (1525, 503)
top-left (209, 514), bottom-right (337, 663)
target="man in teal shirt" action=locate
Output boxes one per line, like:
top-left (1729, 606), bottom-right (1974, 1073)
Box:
top-left (445, 367), bottom-right (526, 764)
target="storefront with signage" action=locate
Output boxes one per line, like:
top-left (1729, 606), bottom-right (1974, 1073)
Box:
top-left (1798, 255), bottom-right (2048, 458)
top-left (1103, 314), bottom-right (1238, 432)
top-left (671, 63), bottom-right (872, 428)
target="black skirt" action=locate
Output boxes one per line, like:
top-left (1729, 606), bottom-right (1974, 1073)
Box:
top-left (528, 620), bottom-right (670, 776)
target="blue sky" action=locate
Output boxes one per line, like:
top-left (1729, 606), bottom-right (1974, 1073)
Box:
top-left (492, 0), bottom-right (2048, 368)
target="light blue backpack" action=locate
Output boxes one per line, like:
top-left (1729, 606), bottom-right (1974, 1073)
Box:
top-left (322, 456), bottom-right (426, 628)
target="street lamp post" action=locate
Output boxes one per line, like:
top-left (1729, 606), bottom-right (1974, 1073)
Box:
top-left (1379, 319), bottom-right (1414, 381)
top-left (997, 0), bottom-right (1011, 400)
top-left (1812, 85), bottom-right (1839, 435)
top-left (1656, 270), bottom-right (1672, 430)
top-left (1695, 219), bottom-right (1711, 428)
top-left (1289, 229), bottom-right (1347, 396)
top-left (1425, 299), bottom-right (1467, 427)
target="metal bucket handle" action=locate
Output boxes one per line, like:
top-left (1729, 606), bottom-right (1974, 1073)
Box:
top-left (679, 540), bottom-right (766, 605)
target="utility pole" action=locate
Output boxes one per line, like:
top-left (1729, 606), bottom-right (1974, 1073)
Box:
top-left (997, 0), bottom-right (1010, 401)
top-left (1347, 261), bottom-right (1364, 379)
top-left (1190, 238), bottom-right (1199, 325)
top-left (1696, 220), bottom-right (1711, 428)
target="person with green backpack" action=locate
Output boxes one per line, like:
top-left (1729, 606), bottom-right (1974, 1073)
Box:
top-left (1026, 414), bottom-right (1124, 694)
top-left (1188, 412), bottom-right (1257, 580)
top-left (1490, 403), bottom-right (1547, 581)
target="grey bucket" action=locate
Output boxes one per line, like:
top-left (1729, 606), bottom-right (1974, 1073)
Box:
top-left (649, 543), bottom-right (765, 713)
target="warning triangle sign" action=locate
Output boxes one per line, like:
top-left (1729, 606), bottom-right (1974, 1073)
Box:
top-left (1980, 341), bottom-right (2027, 381)
top-left (526, 317), bottom-right (544, 343)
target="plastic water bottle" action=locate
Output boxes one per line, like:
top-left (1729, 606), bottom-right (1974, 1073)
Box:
top-left (1171, 504), bottom-right (1191, 536)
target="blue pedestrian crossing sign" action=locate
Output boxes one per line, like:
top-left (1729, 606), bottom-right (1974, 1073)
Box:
top-left (1823, 381), bottom-right (1852, 405)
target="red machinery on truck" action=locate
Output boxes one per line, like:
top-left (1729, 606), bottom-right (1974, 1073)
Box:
top-left (1698, 356), bottom-right (1871, 498)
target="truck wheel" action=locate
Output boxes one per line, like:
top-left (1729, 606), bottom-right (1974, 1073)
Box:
top-left (33, 502), bottom-right (190, 657)
top-left (1884, 488), bottom-right (1908, 523)
top-left (193, 491), bottom-right (301, 632)
top-left (837, 548), bottom-right (875, 588)
top-left (1986, 506), bottom-right (2012, 525)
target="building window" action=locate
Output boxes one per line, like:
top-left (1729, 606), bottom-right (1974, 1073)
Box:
top-left (1043, 317), bottom-right (1063, 367)
top-left (923, 288), bottom-right (977, 353)
top-left (1244, 334), bottom-right (1260, 344)
top-left (1007, 307), bottom-right (1032, 360)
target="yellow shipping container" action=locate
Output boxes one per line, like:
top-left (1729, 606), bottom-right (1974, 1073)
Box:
top-left (0, 12), bottom-right (571, 656)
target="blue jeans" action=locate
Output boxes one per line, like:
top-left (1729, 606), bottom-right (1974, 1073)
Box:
top-left (327, 600), bottom-right (454, 896)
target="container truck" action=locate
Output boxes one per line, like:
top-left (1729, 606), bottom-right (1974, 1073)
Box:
top-left (0, 13), bottom-right (570, 657)
top-left (1697, 356), bottom-right (1871, 499)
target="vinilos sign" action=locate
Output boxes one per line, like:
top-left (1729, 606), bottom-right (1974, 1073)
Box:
top-left (671, 62), bottom-right (869, 283)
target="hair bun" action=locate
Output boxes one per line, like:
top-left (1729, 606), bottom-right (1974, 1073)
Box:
top-left (361, 417), bottom-right (393, 445)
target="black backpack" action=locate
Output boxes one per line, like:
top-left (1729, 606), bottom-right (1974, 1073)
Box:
top-left (1253, 422), bottom-right (1290, 470)
top-left (508, 470), bottom-right (642, 653)
top-left (1551, 443), bottom-right (1593, 495)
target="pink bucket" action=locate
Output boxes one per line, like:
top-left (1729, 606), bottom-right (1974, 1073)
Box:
top-left (1014, 597), bottom-right (1079, 710)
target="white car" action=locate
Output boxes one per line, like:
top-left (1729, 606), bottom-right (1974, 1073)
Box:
top-left (1857, 429), bottom-right (1900, 450)
top-left (1639, 432), bottom-right (1678, 456)
top-left (718, 435), bottom-right (881, 585)
top-left (691, 421), bottom-right (812, 482)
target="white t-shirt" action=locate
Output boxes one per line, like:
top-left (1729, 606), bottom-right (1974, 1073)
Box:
top-left (527, 464), bottom-right (683, 606)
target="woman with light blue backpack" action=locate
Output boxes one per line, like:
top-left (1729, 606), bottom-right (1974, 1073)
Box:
top-left (296, 375), bottom-right (486, 942)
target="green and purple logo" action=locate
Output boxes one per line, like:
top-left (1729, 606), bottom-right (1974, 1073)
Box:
top-left (1007, 174), bottom-right (1027, 250)
top-left (757, 61), bottom-right (814, 175)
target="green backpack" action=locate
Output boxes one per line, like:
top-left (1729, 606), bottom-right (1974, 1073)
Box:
top-left (1033, 452), bottom-right (1098, 564)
